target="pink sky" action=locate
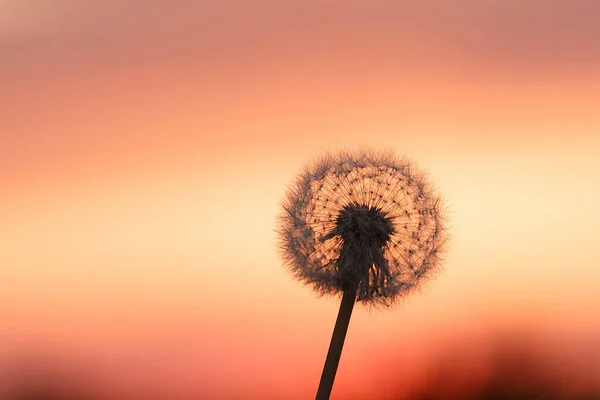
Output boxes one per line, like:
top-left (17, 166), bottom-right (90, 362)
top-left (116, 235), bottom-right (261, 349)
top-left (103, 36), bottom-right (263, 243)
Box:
top-left (1, 1), bottom-right (600, 398)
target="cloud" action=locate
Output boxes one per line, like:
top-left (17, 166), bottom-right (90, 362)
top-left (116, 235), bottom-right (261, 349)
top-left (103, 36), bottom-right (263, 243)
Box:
top-left (2, 0), bottom-right (599, 70)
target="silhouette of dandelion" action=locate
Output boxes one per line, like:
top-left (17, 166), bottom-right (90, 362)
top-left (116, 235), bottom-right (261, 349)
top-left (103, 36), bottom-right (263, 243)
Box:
top-left (277, 149), bottom-right (448, 399)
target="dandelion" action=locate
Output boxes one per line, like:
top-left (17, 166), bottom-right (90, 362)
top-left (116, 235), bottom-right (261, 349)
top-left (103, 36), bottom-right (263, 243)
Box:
top-left (277, 149), bottom-right (448, 399)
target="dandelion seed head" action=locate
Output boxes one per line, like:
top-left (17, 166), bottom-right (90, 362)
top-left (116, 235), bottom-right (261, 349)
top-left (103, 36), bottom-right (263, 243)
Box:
top-left (277, 149), bottom-right (448, 307)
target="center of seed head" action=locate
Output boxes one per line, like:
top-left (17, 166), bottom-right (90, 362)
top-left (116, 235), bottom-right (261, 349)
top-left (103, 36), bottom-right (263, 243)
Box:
top-left (336, 204), bottom-right (394, 248)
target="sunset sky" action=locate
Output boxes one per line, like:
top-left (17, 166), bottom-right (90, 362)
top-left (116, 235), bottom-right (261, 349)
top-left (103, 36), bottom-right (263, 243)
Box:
top-left (1, 1), bottom-right (600, 398)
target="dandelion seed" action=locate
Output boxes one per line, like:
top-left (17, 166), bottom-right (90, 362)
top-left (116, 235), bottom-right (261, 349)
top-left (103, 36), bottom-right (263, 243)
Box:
top-left (276, 149), bottom-right (448, 400)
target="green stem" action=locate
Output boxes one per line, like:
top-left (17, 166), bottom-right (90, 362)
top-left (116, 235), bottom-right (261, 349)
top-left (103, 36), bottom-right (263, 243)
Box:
top-left (315, 286), bottom-right (357, 400)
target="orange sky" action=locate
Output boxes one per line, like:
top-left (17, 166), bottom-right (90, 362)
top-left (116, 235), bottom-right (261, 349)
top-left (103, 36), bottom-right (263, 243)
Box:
top-left (1, 1), bottom-right (600, 398)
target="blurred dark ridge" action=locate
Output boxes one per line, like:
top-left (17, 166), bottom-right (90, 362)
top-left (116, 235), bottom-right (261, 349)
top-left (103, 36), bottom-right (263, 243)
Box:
top-left (405, 333), bottom-right (600, 400)
top-left (3, 331), bottom-right (599, 399)
top-left (5, 366), bottom-right (96, 400)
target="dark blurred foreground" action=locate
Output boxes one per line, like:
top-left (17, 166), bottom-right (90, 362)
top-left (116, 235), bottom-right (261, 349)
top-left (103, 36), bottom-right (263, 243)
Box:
top-left (3, 332), bottom-right (600, 400)
top-left (406, 333), bottom-right (600, 400)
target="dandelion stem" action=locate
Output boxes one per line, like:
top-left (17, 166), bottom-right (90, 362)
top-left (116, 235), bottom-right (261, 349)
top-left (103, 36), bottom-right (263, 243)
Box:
top-left (315, 286), bottom-right (357, 400)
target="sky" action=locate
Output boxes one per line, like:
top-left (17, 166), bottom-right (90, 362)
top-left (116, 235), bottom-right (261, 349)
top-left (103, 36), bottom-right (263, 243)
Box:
top-left (1, 1), bottom-right (600, 398)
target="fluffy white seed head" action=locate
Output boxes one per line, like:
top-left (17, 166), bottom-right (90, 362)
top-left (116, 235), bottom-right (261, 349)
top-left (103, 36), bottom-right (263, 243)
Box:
top-left (277, 149), bottom-right (448, 307)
